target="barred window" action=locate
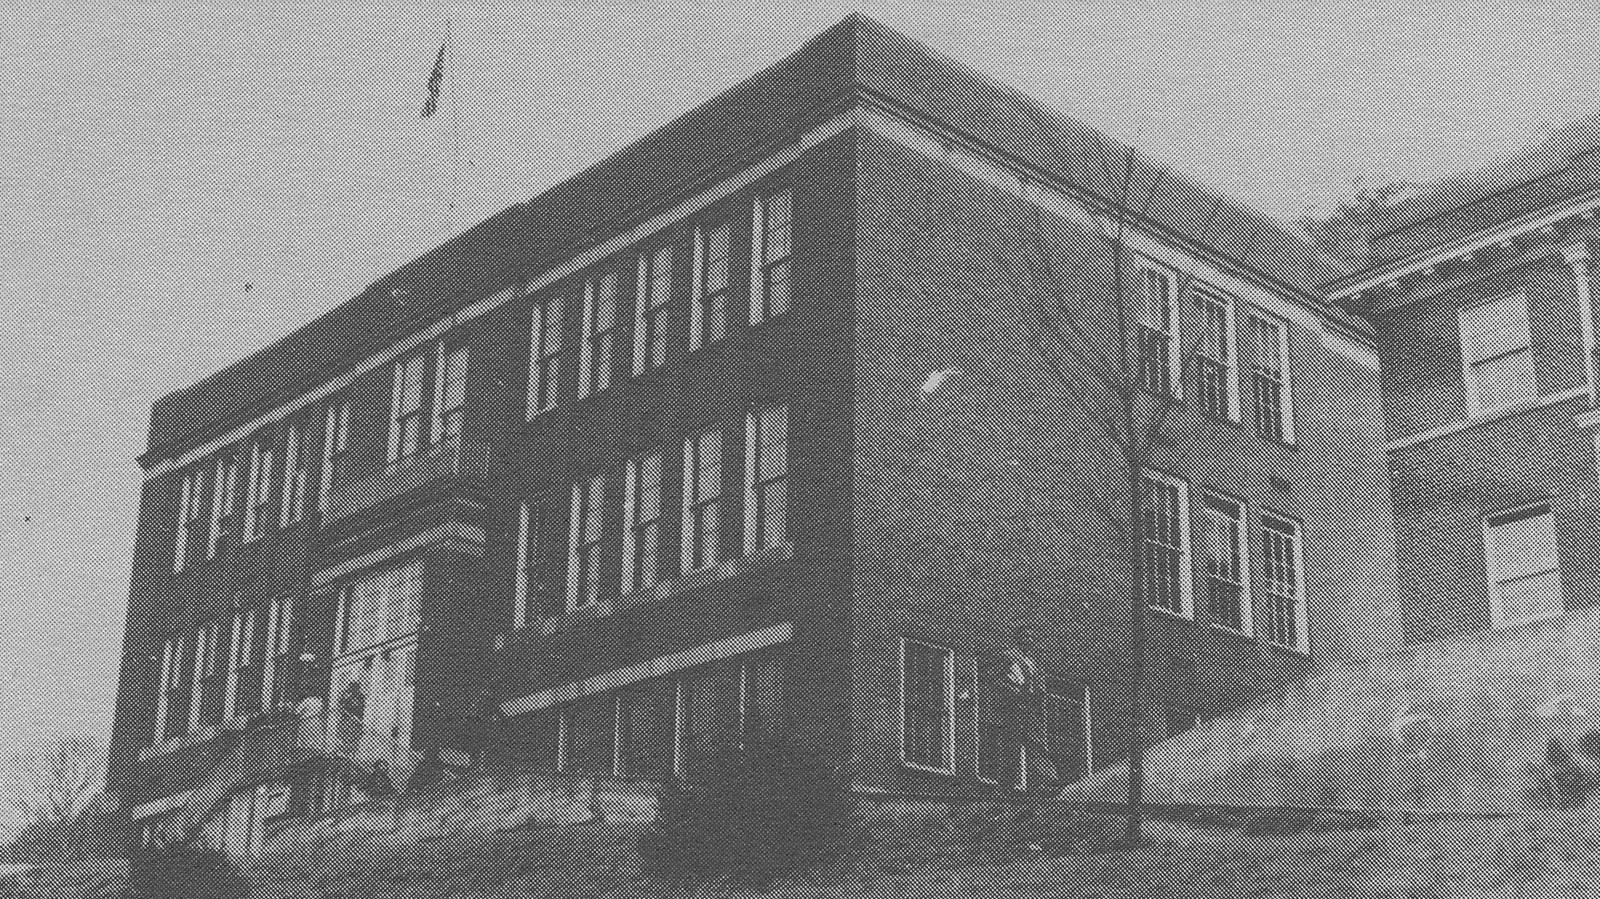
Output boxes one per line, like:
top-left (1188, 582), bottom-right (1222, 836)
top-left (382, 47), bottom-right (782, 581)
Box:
top-left (633, 244), bottom-right (675, 375)
top-left (691, 221), bottom-right (732, 351)
top-left (622, 451), bottom-right (664, 595)
top-left (567, 474), bottom-right (606, 611)
top-left (1191, 286), bottom-right (1236, 420)
top-left (1198, 495), bottom-right (1248, 633)
top-left (529, 291), bottom-right (568, 416)
top-left (1243, 310), bottom-right (1292, 443)
top-left (1257, 516), bottom-right (1306, 651)
top-left (901, 639), bottom-right (954, 773)
top-left (682, 428), bottom-right (723, 572)
top-left (744, 405), bottom-right (788, 555)
top-left (1142, 472), bottom-right (1190, 617)
top-left (1135, 266), bottom-right (1178, 397)
top-left (751, 190), bottom-right (792, 324)
top-left (579, 271), bottom-right (620, 398)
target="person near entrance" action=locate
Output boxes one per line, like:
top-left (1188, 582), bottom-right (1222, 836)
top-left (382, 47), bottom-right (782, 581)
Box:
top-left (998, 625), bottom-right (1060, 845)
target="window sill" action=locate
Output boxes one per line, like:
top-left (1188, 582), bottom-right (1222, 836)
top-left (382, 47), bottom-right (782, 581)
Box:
top-left (1148, 605), bottom-right (1193, 623)
top-left (900, 757), bottom-right (957, 777)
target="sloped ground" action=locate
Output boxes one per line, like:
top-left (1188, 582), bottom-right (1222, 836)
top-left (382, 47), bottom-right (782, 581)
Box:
top-left (8, 799), bottom-right (1600, 898)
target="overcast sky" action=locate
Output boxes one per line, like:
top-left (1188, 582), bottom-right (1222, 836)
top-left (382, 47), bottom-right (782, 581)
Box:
top-left (1, 0), bottom-right (1597, 827)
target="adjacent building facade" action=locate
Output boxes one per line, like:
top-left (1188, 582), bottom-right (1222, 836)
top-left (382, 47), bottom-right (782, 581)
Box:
top-left (106, 16), bottom-right (1431, 852)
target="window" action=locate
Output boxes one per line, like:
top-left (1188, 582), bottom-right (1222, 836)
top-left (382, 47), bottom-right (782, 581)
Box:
top-left (622, 451), bottom-right (664, 595)
top-left (682, 428), bottom-right (723, 572)
top-left (207, 452), bottom-right (243, 559)
top-left (633, 244), bottom-right (675, 374)
top-left (319, 399), bottom-right (351, 516)
top-left (156, 635), bottom-right (193, 743)
top-left (279, 420), bottom-right (311, 528)
top-left (389, 351), bottom-right (430, 464)
top-left (175, 466), bottom-right (210, 572)
top-left (193, 620), bottom-right (227, 731)
top-left (567, 474), bottom-right (606, 611)
top-left (227, 607), bottom-right (266, 722)
top-left (336, 562), bottom-right (423, 657)
top-left (1485, 505), bottom-right (1564, 627)
top-left (243, 438), bottom-right (275, 543)
top-left (745, 405), bottom-right (788, 555)
top-left (578, 271), bottom-right (620, 398)
top-left (901, 639), bottom-right (954, 773)
top-left (1257, 515), bottom-right (1306, 651)
top-left (529, 290), bottom-right (569, 416)
top-left (561, 697), bottom-right (619, 775)
top-left (264, 596), bottom-right (300, 709)
top-left (1135, 265), bottom-right (1179, 397)
top-left (1197, 495), bottom-right (1249, 633)
top-left (1243, 309), bottom-right (1293, 442)
top-left (1461, 293), bottom-right (1538, 417)
top-left (690, 221), bottom-right (732, 351)
top-left (620, 679), bottom-right (677, 779)
top-left (1191, 285), bottom-right (1237, 420)
top-left (432, 341), bottom-right (469, 445)
top-left (1142, 472), bottom-right (1190, 617)
top-left (751, 190), bottom-right (792, 324)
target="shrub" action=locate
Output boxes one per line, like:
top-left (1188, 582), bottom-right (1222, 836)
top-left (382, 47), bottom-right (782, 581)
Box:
top-left (1522, 736), bottom-right (1593, 810)
top-left (639, 743), bottom-right (850, 890)
top-left (124, 844), bottom-right (247, 899)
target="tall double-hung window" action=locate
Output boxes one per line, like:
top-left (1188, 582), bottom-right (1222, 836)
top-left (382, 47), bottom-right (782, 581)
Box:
top-left (1243, 309), bottom-right (1293, 442)
top-left (751, 190), bottom-right (792, 324)
top-left (175, 466), bottom-right (210, 572)
top-left (156, 635), bottom-right (193, 743)
top-left (633, 244), bottom-right (675, 374)
top-left (207, 452), bottom-right (243, 559)
top-left (690, 221), bottom-right (732, 351)
top-left (682, 428), bottom-right (723, 573)
top-left (243, 438), bottom-right (275, 543)
top-left (390, 351), bottom-right (430, 464)
top-left (1191, 286), bottom-right (1238, 420)
top-left (227, 606), bottom-right (267, 722)
top-left (318, 399), bottom-right (351, 516)
top-left (579, 271), bottom-right (621, 398)
top-left (744, 405), bottom-right (788, 554)
top-left (1257, 515), bottom-right (1306, 651)
top-left (1461, 293), bottom-right (1538, 417)
top-left (622, 450), bottom-right (665, 595)
top-left (567, 474), bottom-right (606, 611)
top-left (1141, 471), bottom-right (1190, 617)
top-left (1197, 494), bottom-right (1248, 633)
top-left (279, 420), bottom-right (311, 528)
top-left (389, 340), bottom-right (468, 464)
top-left (1484, 504), bottom-right (1563, 627)
top-left (193, 620), bottom-right (227, 731)
top-left (1135, 265), bottom-right (1179, 397)
top-left (530, 290), bottom-right (569, 416)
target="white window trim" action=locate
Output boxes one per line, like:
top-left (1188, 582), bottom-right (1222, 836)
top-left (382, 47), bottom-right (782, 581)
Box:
top-left (152, 638), bottom-right (178, 743)
top-left (513, 502), bottom-right (531, 630)
top-left (243, 440), bottom-right (273, 543)
top-left (318, 400), bottom-right (349, 517)
top-left (1143, 470), bottom-right (1193, 619)
top-left (1198, 492), bottom-right (1252, 637)
top-left (566, 475), bottom-right (604, 612)
top-left (749, 190), bottom-right (792, 326)
top-left (899, 637), bottom-right (956, 775)
top-left (430, 340), bottom-right (469, 445)
top-left (690, 221), bottom-right (731, 353)
top-left (1245, 306), bottom-right (1295, 444)
top-left (632, 244), bottom-right (672, 377)
top-left (278, 423), bottom-right (301, 529)
top-left (1460, 292), bottom-right (1538, 420)
top-left (577, 275), bottom-right (610, 399)
top-left (206, 453), bottom-right (239, 560)
top-left (1484, 502), bottom-right (1566, 629)
top-left (1136, 262), bottom-right (1182, 399)
top-left (744, 406), bottom-right (788, 557)
top-left (1258, 513), bottom-right (1309, 653)
top-left (681, 429), bottom-right (722, 574)
top-left (528, 292), bottom-right (564, 419)
top-left (1192, 284), bottom-right (1241, 422)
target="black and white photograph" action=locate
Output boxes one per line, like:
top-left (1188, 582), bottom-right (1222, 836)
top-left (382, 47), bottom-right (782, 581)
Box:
top-left (2, 2), bottom-right (1600, 895)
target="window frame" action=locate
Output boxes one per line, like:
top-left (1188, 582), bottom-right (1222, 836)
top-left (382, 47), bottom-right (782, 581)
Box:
top-left (155, 635), bottom-right (194, 744)
top-left (578, 270), bottom-right (621, 399)
top-left (1190, 283), bottom-right (1240, 422)
top-left (243, 437), bottom-right (275, 543)
top-left (224, 606), bottom-right (266, 724)
top-left (318, 398), bottom-right (351, 517)
top-left (387, 349), bottom-right (431, 465)
top-left (1256, 513), bottom-right (1308, 653)
top-left (1142, 470), bottom-right (1192, 619)
top-left (899, 637), bottom-right (956, 775)
top-left (1460, 292), bottom-right (1539, 419)
top-left (681, 427), bottom-right (723, 573)
top-left (175, 465), bottom-right (210, 573)
top-left (279, 419), bottom-right (311, 528)
top-left (750, 189), bottom-right (793, 325)
top-left (191, 619), bottom-right (228, 732)
top-left (1196, 492), bottom-right (1251, 635)
top-left (633, 243), bottom-right (675, 376)
top-left (744, 405), bottom-right (789, 556)
top-left (1484, 502), bottom-right (1565, 628)
top-left (1243, 306), bottom-right (1295, 443)
top-left (690, 219), bottom-right (733, 352)
top-left (1134, 263), bottom-right (1181, 399)
top-left (529, 289), bottom-right (569, 417)
top-left (264, 596), bottom-right (299, 710)
top-left (431, 339), bottom-right (469, 446)
top-left (566, 473), bottom-right (606, 612)
top-left (622, 449), bottom-right (665, 596)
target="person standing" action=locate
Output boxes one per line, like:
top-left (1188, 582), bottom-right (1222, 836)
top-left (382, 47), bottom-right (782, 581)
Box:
top-left (999, 626), bottom-right (1060, 842)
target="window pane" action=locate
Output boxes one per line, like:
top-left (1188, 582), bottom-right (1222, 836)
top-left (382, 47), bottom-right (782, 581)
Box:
top-left (1199, 498), bottom-right (1245, 631)
top-left (1258, 518), bottom-right (1302, 649)
top-left (762, 191), bottom-right (792, 264)
top-left (1143, 475), bottom-right (1186, 615)
top-left (1487, 508), bottom-right (1563, 625)
top-left (1461, 294), bottom-right (1531, 364)
top-left (1469, 350), bottom-right (1538, 413)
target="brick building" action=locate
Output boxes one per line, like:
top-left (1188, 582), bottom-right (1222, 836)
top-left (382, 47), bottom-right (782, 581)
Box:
top-left (106, 16), bottom-right (1404, 852)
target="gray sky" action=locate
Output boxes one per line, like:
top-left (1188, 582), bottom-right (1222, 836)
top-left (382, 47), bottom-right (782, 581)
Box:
top-left (0, 0), bottom-right (1597, 825)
